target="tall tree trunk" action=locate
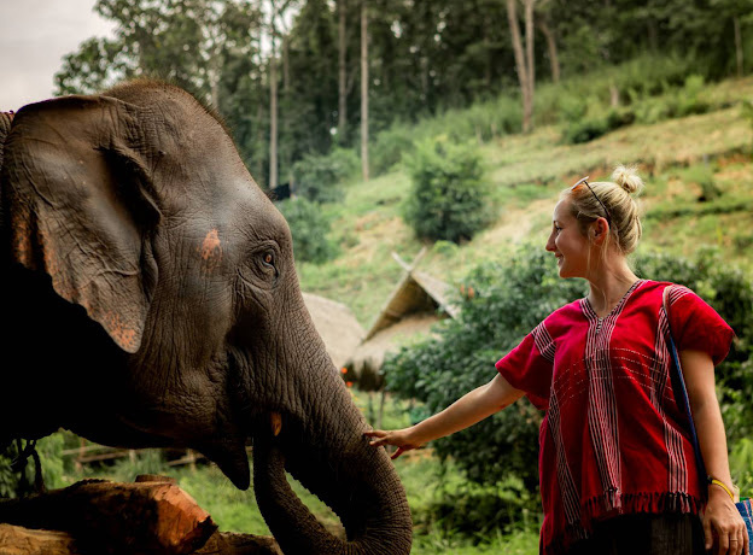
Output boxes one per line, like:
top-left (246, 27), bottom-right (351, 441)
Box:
top-left (361, 0), bottom-right (369, 182)
top-left (283, 34), bottom-right (290, 92)
top-left (338, 0), bottom-right (348, 143)
top-left (255, 103), bottom-right (265, 185)
top-left (734, 16), bottom-right (743, 78)
top-left (507, 0), bottom-right (534, 133)
top-left (524, 0), bottom-right (535, 105)
top-left (282, 33), bottom-right (293, 185)
top-left (538, 18), bottom-right (559, 83)
top-left (647, 19), bottom-right (658, 52)
top-left (269, 2), bottom-right (278, 191)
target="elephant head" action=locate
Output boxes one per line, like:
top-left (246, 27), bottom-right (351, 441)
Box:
top-left (0, 82), bottom-right (412, 554)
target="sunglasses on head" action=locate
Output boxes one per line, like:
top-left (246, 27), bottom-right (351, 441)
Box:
top-left (571, 176), bottom-right (611, 225)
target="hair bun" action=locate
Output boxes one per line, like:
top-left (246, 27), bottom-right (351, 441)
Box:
top-left (612, 165), bottom-right (644, 195)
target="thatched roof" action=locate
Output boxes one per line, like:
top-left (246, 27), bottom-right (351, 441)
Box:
top-left (347, 313), bottom-right (441, 390)
top-left (302, 292), bottom-right (365, 370)
top-left (345, 252), bottom-right (459, 390)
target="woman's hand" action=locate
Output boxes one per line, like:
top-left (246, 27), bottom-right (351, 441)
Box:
top-left (364, 375), bottom-right (523, 460)
top-left (364, 427), bottom-right (423, 460)
top-left (703, 486), bottom-right (749, 555)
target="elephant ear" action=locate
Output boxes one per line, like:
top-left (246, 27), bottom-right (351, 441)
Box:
top-left (3, 95), bottom-right (160, 353)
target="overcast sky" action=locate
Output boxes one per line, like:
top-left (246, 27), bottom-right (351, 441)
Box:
top-left (0, 0), bottom-right (116, 111)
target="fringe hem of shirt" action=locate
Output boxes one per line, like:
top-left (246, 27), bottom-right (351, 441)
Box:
top-left (542, 491), bottom-right (704, 555)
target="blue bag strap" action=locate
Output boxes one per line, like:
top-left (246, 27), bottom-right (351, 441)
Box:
top-left (663, 286), bottom-right (707, 483)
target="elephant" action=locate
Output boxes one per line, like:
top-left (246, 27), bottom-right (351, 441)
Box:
top-left (0, 81), bottom-right (412, 555)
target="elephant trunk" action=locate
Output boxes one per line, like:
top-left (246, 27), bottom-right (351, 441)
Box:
top-left (249, 314), bottom-right (412, 555)
top-left (253, 430), bottom-right (412, 555)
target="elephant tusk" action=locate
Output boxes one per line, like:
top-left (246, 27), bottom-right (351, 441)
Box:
top-left (271, 412), bottom-right (282, 436)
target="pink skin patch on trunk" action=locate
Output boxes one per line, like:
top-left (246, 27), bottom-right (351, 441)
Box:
top-left (199, 229), bottom-right (223, 272)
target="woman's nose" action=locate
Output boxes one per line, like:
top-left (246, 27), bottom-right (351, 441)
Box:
top-left (545, 234), bottom-right (555, 252)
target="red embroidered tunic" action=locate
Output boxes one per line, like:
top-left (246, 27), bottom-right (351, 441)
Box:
top-left (495, 280), bottom-right (735, 554)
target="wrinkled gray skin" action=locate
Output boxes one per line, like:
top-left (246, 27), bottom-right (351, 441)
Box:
top-left (0, 82), bottom-right (412, 555)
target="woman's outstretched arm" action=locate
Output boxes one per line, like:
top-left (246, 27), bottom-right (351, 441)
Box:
top-left (365, 373), bottom-right (524, 459)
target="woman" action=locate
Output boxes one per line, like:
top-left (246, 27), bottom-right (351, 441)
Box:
top-left (365, 166), bottom-right (748, 555)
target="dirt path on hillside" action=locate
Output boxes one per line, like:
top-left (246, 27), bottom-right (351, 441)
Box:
top-left (481, 197), bottom-right (554, 245)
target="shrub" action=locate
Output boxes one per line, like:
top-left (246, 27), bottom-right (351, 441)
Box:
top-left (403, 137), bottom-right (494, 243)
top-left (292, 148), bottom-right (360, 204)
top-left (561, 105), bottom-right (635, 145)
top-left (276, 198), bottom-right (339, 264)
top-left (371, 123), bottom-right (416, 176)
top-left (632, 74), bottom-right (710, 126)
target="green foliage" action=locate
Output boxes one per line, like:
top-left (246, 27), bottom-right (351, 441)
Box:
top-left (741, 100), bottom-right (753, 154)
top-left (371, 123), bottom-right (416, 176)
top-left (632, 75), bottom-right (711, 125)
top-left (0, 435), bottom-right (66, 498)
top-left (560, 73), bottom-right (711, 144)
top-left (403, 137), bottom-right (494, 243)
top-left (729, 438), bottom-right (753, 496)
top-left (292, 148), bottom-right (360, 204)
top-left (561, 106), bottom-right (635, 145)
top-left (686, 165), bottom-right (723, 202)
top-left (276, 198), bottom-right (339, 264)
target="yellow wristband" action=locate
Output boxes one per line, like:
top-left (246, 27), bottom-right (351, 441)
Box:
top-left (708, 478), bottom-right (735, 502)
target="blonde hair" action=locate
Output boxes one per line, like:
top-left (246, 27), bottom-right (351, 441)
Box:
top-left (563, 165), bottom-right (644, 255)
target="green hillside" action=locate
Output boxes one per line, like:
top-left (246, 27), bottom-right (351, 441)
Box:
top-left (297, 76), bottom-right (753, 328)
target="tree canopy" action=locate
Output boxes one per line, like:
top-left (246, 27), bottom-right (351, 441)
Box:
top-left (56, 0), bottom-right (753, 186)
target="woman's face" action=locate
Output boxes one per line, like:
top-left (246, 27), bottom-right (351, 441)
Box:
top-left (546, 197), bottom-right (592, 279)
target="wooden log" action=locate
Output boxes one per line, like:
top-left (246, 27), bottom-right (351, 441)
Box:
top-left (0, 525), bottom-right (282, 555)
top-left (0, 524), bottom-right (80, 555)
top-left (0, 479), bottom-right (217, 555)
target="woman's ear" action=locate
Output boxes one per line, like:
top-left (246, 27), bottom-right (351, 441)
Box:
top-left (591, 218), bottom-right (610, 245)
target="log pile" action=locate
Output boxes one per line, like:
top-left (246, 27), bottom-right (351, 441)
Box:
top-left (0, 476), bottom-right (281, 555)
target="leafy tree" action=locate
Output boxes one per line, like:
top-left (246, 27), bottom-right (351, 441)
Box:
top-left (403, 137), bottom-right (494, 243)
top-left (292, 148), bottom-right (359, 203)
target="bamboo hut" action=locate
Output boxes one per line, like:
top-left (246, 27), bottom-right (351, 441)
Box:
top-left (345, 253), bottom-right (459, 391)
top-left (302, 292), bottom-right (365, 370)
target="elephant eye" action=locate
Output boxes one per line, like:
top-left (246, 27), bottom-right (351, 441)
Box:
top-left (262, 252), bottom-right (275, 267)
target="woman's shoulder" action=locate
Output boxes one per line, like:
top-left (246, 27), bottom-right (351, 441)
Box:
top-left (542, 298), bottom-right (586, 326)
top-left (636, 279), bottom-right (702, 307)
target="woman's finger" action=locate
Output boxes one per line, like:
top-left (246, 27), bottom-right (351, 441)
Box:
top-left (391, 446), bottom-right (411, 460)
top-left (703, 514), bottom-right (713, 551)
top-left (743, 530), bottom-right (749, 555)
top-left (368, 437), bottom-right (389, 447)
